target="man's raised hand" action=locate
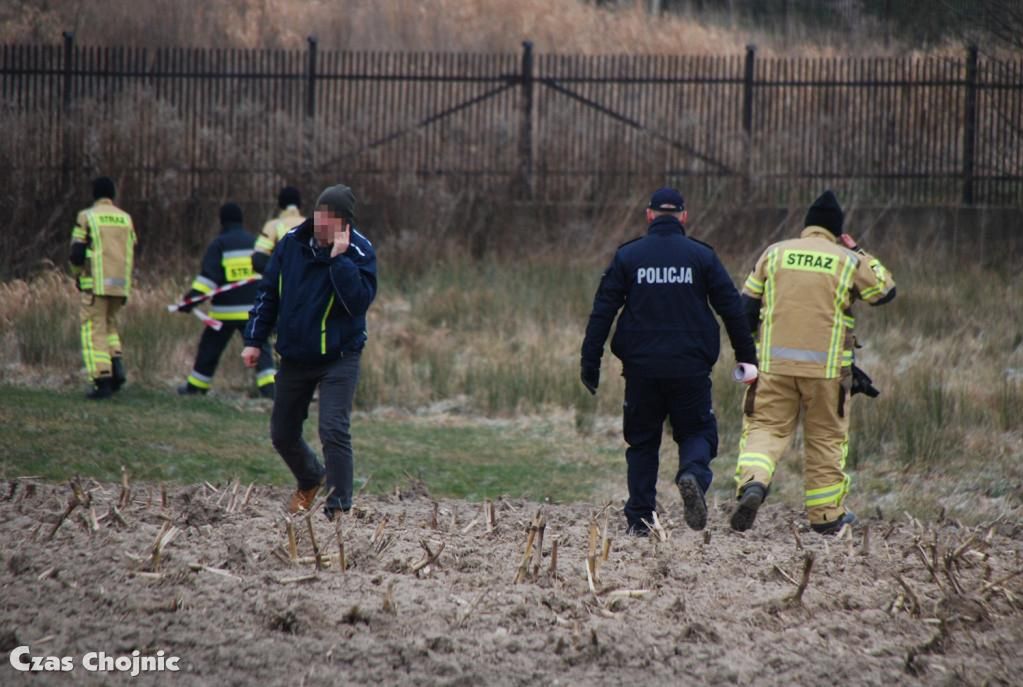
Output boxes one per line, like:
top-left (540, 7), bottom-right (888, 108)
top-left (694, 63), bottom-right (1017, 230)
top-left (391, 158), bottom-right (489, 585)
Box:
top-left (330, 222), bottom-right (351, 258)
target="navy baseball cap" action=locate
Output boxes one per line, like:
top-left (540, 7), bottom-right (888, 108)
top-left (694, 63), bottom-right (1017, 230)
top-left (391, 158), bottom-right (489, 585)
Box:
top-left (648, 187), bottom-right (685, 212)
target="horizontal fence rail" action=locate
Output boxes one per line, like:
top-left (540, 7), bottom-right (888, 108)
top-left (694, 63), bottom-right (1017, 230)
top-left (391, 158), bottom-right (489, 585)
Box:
top-left (1, 36), bottom-right (1021, 208)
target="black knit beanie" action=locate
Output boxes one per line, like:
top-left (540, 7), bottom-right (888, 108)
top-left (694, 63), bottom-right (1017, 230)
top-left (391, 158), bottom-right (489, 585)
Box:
top-left (278, 186), bottom-right (301, 209)
top-left (219, 202), bottom-right (244, 227)
top-left (315, 184), bottom-right (357, 221)
top-left (92, 176), bottom-right (116, 200)
top-left (804, 190), bottom-right (844, 236)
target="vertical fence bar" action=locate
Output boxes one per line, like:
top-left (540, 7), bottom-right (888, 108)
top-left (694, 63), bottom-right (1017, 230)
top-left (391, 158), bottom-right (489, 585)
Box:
top-left (517, 41), bottom-right (534, 199)
top-left (305, 35), bottom-right (317, 179)
top-left (61, 32), bottom-right (75, 188)
top-left (62, 32), bottom-right (74, 113)
top-left (962, 45), bottom-right (978, 205)
top-left (742, 45), bottom-right (755, 192)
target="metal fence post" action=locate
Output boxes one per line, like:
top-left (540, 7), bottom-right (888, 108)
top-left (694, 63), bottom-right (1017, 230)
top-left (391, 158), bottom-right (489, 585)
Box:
top-left (962, 44), bottom-right (978, 206)
top-left (306, 35), bottom-right (317, 119)
top-left (517, 41), bottom-right (534, 199)
top-left (742, 45), bottom-right (756, 193)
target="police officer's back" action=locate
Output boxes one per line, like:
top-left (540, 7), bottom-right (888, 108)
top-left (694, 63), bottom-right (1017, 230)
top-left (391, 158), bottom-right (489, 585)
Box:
top-left (580, 188), bottom-right (756, 535)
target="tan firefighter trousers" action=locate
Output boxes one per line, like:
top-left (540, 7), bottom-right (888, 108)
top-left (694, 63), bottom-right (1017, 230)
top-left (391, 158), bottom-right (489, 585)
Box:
top-left (734, 371), bottom-right (851, 525)
top-left (80, 292), bottom-right (125, 380)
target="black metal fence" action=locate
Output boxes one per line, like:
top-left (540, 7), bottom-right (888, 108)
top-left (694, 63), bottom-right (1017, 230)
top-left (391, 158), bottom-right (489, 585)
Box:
top-left (2, 36), bottom-right (1021, 207)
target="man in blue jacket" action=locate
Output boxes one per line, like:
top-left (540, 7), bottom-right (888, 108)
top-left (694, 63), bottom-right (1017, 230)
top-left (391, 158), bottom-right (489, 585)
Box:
top-left (242, 184), bottom-right (377, 519)
top-left (581, 188), bottom-right (756, 535)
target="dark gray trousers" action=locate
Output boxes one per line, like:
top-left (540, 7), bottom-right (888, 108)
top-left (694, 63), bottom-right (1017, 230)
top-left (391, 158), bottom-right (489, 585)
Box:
top-left (271, 353), bottom-right (361, 512)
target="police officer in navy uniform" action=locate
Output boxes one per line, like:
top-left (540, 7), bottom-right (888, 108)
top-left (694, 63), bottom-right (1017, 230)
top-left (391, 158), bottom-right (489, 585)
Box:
top-left (581, 188), bottom-right (757, 534)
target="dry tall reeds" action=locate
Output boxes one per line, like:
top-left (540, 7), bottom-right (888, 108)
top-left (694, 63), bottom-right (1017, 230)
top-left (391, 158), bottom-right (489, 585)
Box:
top-left (0, 0), bottom-right (914, 55)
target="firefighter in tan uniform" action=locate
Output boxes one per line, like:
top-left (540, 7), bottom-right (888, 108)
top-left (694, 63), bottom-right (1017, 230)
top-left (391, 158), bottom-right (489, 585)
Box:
top-left (730, 190), bottom-right (895, 535)
top-left (69, 177), bottom-right (137, 400)
top-left (252, 186), bottom-right (305, 274)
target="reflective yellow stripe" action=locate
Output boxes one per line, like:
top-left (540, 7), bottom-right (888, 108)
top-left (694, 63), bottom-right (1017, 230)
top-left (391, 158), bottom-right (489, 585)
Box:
top-left (254, 236), bottom-right (275, 254)
top-left (759, 249), bottom-right (780, 373)
top-left (860, 284), bottom-right (884, 300)
top-left (805, 476), bottom-right (850, 508)
top-left (191, 279), bottom-right (215, 295)
top-left (841, 350), bottom-right (853, 367)
top-left (88, 213), bottom-right (105, 295)
top-left (81, 321), bottom-right (94, 378)
top-left (736, 453), bottom-right (773, 474)
top-left (859, 258), bottom-right (889, 300)
top-left (79, 277), bottom-right (94, 290)
top-left (735, 453), bottom-right (775, 493)
top-left (743, 273), bottom-right (764, 296)
top-left (320, 294), bottom-right (335, 354)
top-left (71, 228), bottom-right (87, 242)
top-left (826, 257), bottom-right (856, 378)
top-left (124, 227), bottom-right (135, 297)
top-left (210, 311), bottom-right (251, 321)
top-left (187, 374), bottom-right (211, 390)
top-left (257, 370), bottom-right (276, 387)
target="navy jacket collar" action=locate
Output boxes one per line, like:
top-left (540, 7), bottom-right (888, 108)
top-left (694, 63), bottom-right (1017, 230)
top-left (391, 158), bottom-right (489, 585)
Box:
top-left (648, 215), bottom-right (686, 236)
top-left (293, 218), bottom-right (314, 240)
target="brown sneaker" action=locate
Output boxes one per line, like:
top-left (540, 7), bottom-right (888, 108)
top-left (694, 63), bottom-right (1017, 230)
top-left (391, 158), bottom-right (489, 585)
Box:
top-left (288, 482), bottom-right (322, 514)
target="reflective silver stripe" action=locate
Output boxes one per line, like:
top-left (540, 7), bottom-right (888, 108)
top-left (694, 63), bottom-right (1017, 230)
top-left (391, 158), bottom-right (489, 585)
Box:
top-left (103, 277), bottom-right (126, 287)
top-left (769, 347), bottom-right (828, 364)
top-left (222, 249), bottom-right (253, 259)
top-left (195, 275), bottom-right (218, 290)
top-left (210, 304), bottom-right (253, 313)
top-left (352, 228), bottom-right (372, 246)
top-left (188, 369), bottom-right (213, 383)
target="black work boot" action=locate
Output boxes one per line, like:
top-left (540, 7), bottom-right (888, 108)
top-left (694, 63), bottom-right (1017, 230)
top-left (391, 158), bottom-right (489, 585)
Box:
top-left (811, 510), bottom-right (858, 536)
top-left (676, 473), bottom-right (707, 531)
top-left (111, 357), bottom-right (127, 393)
top-left (730, 482), bottom-right (767, 532)
top-left (86, 377), bottom-right (114, 400)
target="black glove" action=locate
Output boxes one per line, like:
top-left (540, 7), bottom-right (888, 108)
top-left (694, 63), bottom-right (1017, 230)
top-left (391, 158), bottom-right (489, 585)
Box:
top-left (177, 299), bottom-right (196, 314)
top-left (850, 365), bottom-right (880, 398)
top-left (580, 365), bottom-right (600, 395)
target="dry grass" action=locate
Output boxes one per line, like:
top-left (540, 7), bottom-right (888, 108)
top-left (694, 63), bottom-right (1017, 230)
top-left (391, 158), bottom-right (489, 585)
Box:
top-left (2, 236), bottom-right (1020, 528)
top-left (1, 0), bottom-right (969, 55)
top-left (1, 200), bottom-right (1020, 527)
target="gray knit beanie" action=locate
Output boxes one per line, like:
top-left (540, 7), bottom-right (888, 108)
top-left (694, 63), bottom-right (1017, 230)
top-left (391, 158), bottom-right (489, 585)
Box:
top-left (315, 184), bottom-right (356, 221)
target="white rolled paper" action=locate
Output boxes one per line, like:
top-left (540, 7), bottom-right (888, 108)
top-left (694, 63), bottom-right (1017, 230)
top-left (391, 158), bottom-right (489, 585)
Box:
top-left (733, 363), bottom-right (758, 384)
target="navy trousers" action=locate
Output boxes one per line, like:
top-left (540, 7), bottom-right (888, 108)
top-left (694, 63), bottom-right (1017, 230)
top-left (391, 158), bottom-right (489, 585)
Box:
top-left (189, 320), bottom-right (274, 389)
top-left (623, 374), bottom-right (718, 530)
